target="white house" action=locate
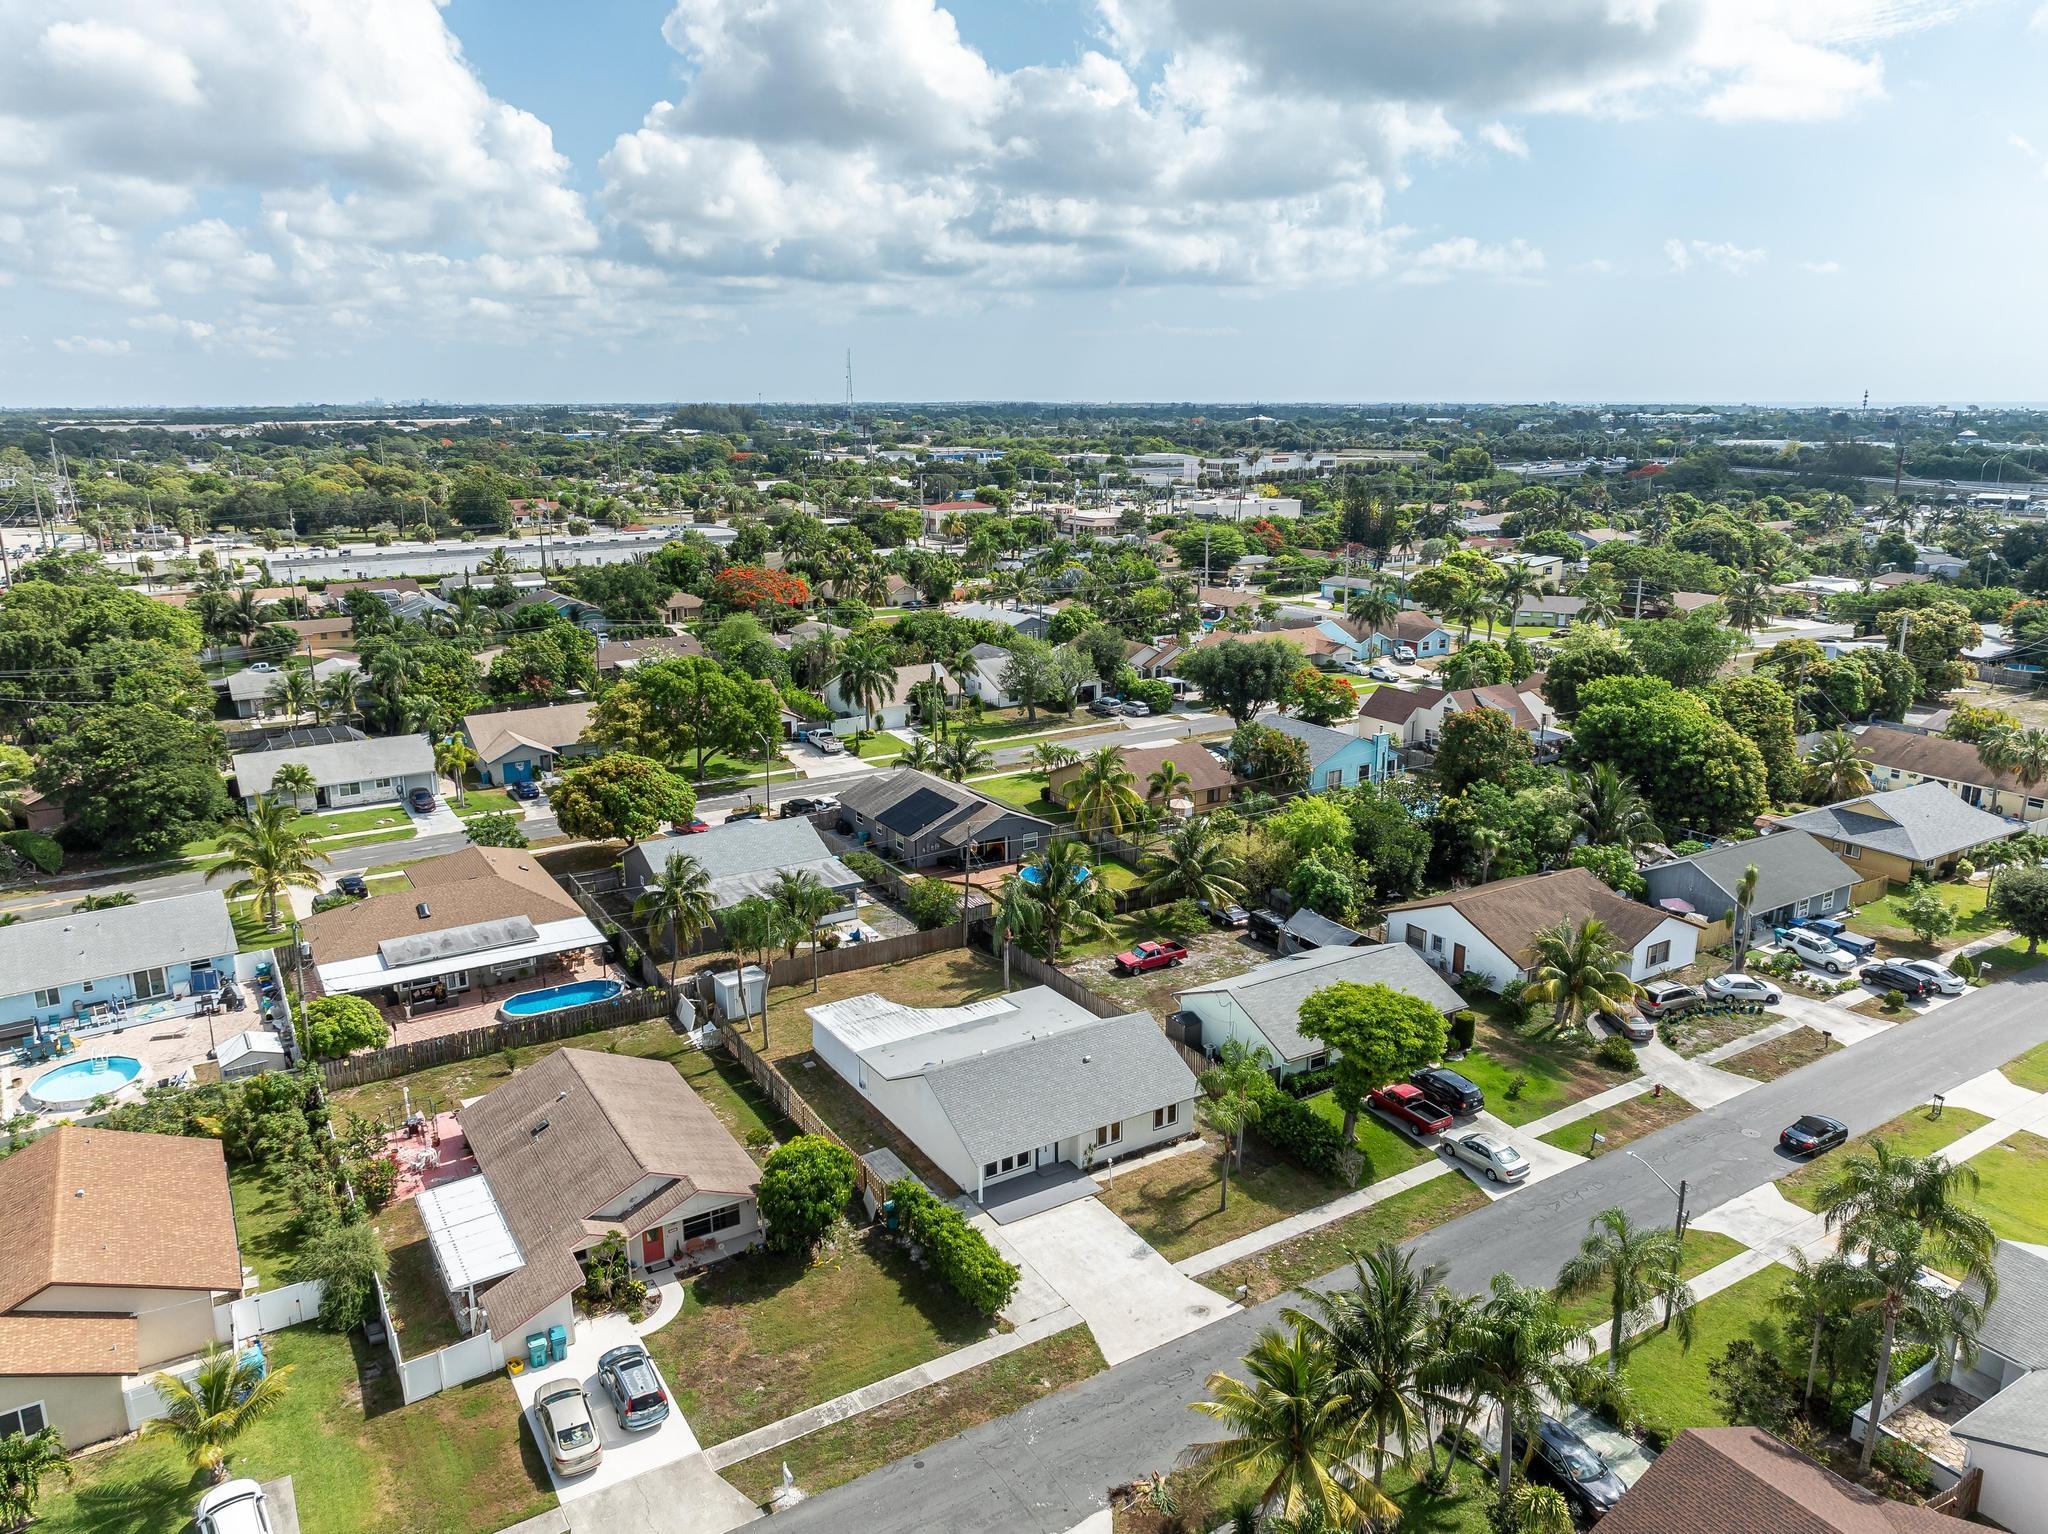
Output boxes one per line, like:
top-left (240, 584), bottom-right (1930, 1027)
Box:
top-left (824, 662), bottom-right (956, 733)
top-left (1381, 868), bottom-right (1698, 990)
top-left (959, 643), bottom-right (1021, 708)
top-left (231, 733), bottom-right (438, 813)
top-left (809, 987), bottom-right (1199, 1202)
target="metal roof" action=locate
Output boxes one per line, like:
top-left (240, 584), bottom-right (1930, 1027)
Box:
top-left (414, 1173), bottom-right (526, 1292)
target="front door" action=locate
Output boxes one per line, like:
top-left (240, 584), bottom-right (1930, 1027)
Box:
top-left (1452, 943), bottom-right (1466, 973)
top-left (642, 1228), bottom-right (665, 1266)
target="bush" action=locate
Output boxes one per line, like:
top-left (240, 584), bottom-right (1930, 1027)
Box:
top-left (466, 811), bottom-right (529, 848)
top-left (1125, 677), bottom-right (1174, 714)
top-left (758, 1135), bottom-right (858, 1252)
top-left (352, 1153), bottom-right (400, 1212)
top-left (1151, 899), bottom-right (1208, 938)
top-left (1505, 1073), bottom-right (1527, 1101)
top-left (1448, 1011), bottom-right (1477, 1052)
top-left (1251, 1090), bottom-right (1348, 1179)
top-left (1708, 1339), bottom-right (1800, 1436)
top-left (304, 994), bottom-right (390, 1059)
top-left (1872, 1436), bottom-right (1936, 1492)
top-left (1954, 858), bottom-right (1976, 882)
top-left (1280, 1065), bottom-right (1338, 1099)
top-left (310, 889), bottom-right (361, 913)
top-left (888, 1178), bottom-right (1019, 1315)
top-left (291, 1220), bottom-right (389, 1333)
top-left (1594, 1036), bottom-right (1638, 1072)
top-left (0, 829), bottom-right (63, 875)
top-left (901, 876), bottom-right (963, 931)
top-left (843, 849), bottom-right (889, 884)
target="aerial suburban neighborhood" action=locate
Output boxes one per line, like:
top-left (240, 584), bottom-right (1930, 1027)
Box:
top-left (3, 4), bottom-right (2048, 1534)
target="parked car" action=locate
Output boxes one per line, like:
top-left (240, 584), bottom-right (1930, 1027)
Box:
top-left (1113, 940), bottom-right (1189, 975)
top-left (805, 729), bottom-right (843, 754)
top-left (1120, 701), bottom-right (1153, 717)
top-left (336, 873), bottom-right (368, 899)
top-left (1410, 1066), bottom-right (1485, 1116)
top-left (509, 780), bottom-right (542, 801)
top-left (1199, 899), bottom-right (1249, 928)
top-left (1636, 981), bottom-right (1702, 1019)
top-left (1797, 916), bottom-right (1877, 959)
top-left (534, 1377), bottom-right (605, 1477)
top-left (1895, 958), bottom-right (1967, 996)
top-left (1779, 928), bottom-right (1855, 974)
top-left (1360, 663), bottom-right (1395, 683)
top-left (246, 662), bottom-right (278, 674)
top-left (1444, 1131), bottom-right (1529, 1184)
top-left (1860, 961), bottom-right (1935, 997)
top-left (724, 806), bottom-right (766, 824)
top-left (1599, 1007), bottom-right (1655, 1043)
top-left (1780, 1113), bottom-right (1848, 1156)
top-left (597, 1343), bottom-right (671, 1430)
top-left (1246, 909), bottom-right (1286, 947)
top-left (1506, 1417), bottom-right (1627, 1521)
top-left (1369, 1083), bottom-right (1453, 1136)
top-left (408, 786), bottom-right (436, 813)
top-left (1395, 645), bottom-right (1418, 663)
top-left (672, 817), bottom-right (712, 835)
top-left (1088, 698), bottom-right (1123, 717)
top-left (779, 797), bottom-right (823, 818)
top-left (196, 1481), bottom-right (273, 1534)
top-left (1702, 973), bottom-right (1783, 1005)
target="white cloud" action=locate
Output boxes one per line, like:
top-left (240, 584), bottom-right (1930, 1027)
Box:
top-left (1667, 237), bottom-right (1767, 275)
top-left (1803, 258), bottom-right (1843, 274)
top-left (1401, 236), bottom-right (1546, 283)
top-left (2031, 3), bottom-right (2048, 31)
top-left (53, 334), bottom-right (129, 354)
top-left (1479, 121), bottom-right (1529, 156)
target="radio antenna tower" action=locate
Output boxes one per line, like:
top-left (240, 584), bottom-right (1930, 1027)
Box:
top-left (844, 350), bottom-right (854, 414)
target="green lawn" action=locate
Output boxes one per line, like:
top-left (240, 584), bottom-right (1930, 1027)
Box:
top-left (372, 1196), bottom-right (466, 1354)
top-left (973, 771), bottom-right (1064, 814)
top-left (850, 731), bottom-right (908, 761)
top-left (1201, 1176), bottom-right (1489, 1304)
top-left (26, 1325), bottom-right (553, 1534)
top-left (1964, 1130), bottom-right (2048, 1248)
top-left (2003, 1039), bottom-right (2048, 1093)
top-left (1620, 1265), bottom-right (1796, 1436)
top-left (1302, 1094), bottom-right (1440, 1183)
top-left (1778, 1105), bottom-right (1991, 1212)
top-left (1972, 936), bottom-right (2048, 983)
top-left (185, 805), bottom-right (417, 857)
top-left (229, 1162), bottom-right (301, 1288)
top-left (1097, 855), bottom-right (1146, 894)
top-left (1538, 1091), bottom-right (1698, 1157)
top-left (229, 897), bottom-right (294, 954)
top-left (957, 711), bottom-right (1088, 743)
top-left (451, 788), bottom-right (520, 819)
top-left (1847, 880), bottom-right (1998, 953)
top-left (1450, 1003), bottom-right (1625, 1127)
top-left (1557, 1229), bottom-right (1747, 1332)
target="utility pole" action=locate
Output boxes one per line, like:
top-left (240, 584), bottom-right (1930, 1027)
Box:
top-left (1897, 610), bottom-right (1911, 654)
top-left (1893, 441), bottom-right (1905, 501)
top-left (1632, 575), bottom-right (1645, 621)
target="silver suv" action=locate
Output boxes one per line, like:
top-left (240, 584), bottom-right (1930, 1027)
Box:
top-left (1637, 981), bottom-right (1702, 1019)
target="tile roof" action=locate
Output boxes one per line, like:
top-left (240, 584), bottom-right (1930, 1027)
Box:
top-left (0, 1313), bottom-right (141, 1376)
top-left (231, 732), bottom-right (436, 794)
top-left (1772, 781), bottom-right (2023, 862)
top-left (1383, 868), bottom-right (1676, 963)
top-left (302, 846), bottom-right (581, 965)
top-left (0, 890), bottom-right (236, 997)
top-left (462, 701), bottom-right (597, 766)
top-left (1600, 1426), bottom-right (1966, 1534)
top-left (1647, 830), bottom-right (1857, 912)
top-left (0, 1126), bottom-right (242, 1315)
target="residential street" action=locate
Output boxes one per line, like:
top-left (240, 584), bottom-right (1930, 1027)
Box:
top-left (767, 962), bottom-right (2048, 1534)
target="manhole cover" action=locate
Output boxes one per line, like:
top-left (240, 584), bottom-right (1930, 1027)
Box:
top-left (913, 1460), bottom-right (926, 1470)
top-left (1742, 1128), bottom-right (1761, 1139)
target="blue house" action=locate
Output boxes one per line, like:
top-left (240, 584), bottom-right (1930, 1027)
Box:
top-left (462, 700), bottom-right (599, 786)
top-left (1254, 711), bottom-right (1397, 791)
top-left (0, 891), bottom-right (238, 1035)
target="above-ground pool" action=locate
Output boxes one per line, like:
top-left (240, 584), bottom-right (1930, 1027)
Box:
top-left (499, 978), bottom-right (625, 1018)
top-left (28, 1054), bottom-right (143, 1109)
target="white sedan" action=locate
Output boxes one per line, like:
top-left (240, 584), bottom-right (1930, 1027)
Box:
top-left (1444, 1132), bottom-right (1531, 1184)
top-left (1702, 973), bottom-right (1783, 1006)
top-left (1896, 959), bottom-right (1967, 996)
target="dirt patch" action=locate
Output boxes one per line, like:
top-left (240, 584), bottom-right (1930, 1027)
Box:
top-left (1720, 1025), bottom-right (1843, 1083)
top-left (1661, 1008), bottom-right (1783, 1058)
top-left (1070, 927), bottom-right (1270, 1020)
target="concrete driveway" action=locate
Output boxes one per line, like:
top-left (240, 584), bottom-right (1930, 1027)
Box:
top-left (996, 1197), bottom-right (1235, 1365)
top-left (1436, 1111), bottom-right (1583, 1201)
top-left (513, 1313), bottom-right (699, 1502)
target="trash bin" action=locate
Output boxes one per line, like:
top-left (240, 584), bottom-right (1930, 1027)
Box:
top-left (548, 1324), bottom-right (567, 1364)
top-left (526, 1334), bottom-right (548, 1371)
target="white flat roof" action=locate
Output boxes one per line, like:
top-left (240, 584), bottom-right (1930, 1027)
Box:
top-left (315, 915), bottom-right (605, 995)
top-left (809, 986), bottom-right (1101, 1080)
top-left (415, 1174), bottom-right (525, 1292)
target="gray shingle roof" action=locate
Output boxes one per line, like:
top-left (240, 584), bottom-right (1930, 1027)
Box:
top-left (1963, 1241), bottom-right (2048, 1372)
top-left (1951, 1366), bottom-right (2048, 1456)
top-left (1178, 942), bottom-right (1466, 1062)
top-left (1253, 710), bottom-right (1366, 771)
top-left (922, 1013), bottom-right (1198, 1170)
top-left (1647, 831), bottom-right (1856, 913)
top-left (232, 733), bottom-right (436, 794)
top-left (0, 891), bottom-right (237, 996)
top-left (624, 818), bottom-right (862, 907)
top-left (1772, 782), bottom-right (2022, 862)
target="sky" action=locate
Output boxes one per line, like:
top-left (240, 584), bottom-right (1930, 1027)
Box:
top-left (3, 0), bottom-right (2046, 409)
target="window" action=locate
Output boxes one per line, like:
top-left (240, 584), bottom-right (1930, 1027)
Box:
top-left (984, 1152), bottom-right (1033, 1178)
top-left (33, 987), bottom-right (60, 1009)
top-left (1647, 941), bottom-right (1671, 967)
top-left (1819, 891), bottom-right (1836, 913)
top-left (1153, 1103), bottom-right (1180, 1130)
top-left (0, 1403), bottom-right (45, 1439)
top-left (1325, 769), bottom-right (1343, 789)
top-left (375, 777), bottom-right (392, 789)
top-left (131, 967), bottom-right (168, 1000)
top-left (1430, 934), bottom-right (1444, 953)
top-left (1403, 927), bottom-right (1424, 950)
top-left (2030, 798), bottom-right (2044, 811)
top-left (1840, 844), bottom-right (1860, 860)
top-left (1093, 1122), bottom-right (1123, 1148)
top-left (678, 1204), bottom-right (743, 1242)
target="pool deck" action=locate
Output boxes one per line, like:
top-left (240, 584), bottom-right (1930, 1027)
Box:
top-left (360, 953), bottom-right (617, 1049)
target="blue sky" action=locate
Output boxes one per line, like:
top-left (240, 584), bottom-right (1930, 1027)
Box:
top-left (4, 0), bottom-right (2045, 407)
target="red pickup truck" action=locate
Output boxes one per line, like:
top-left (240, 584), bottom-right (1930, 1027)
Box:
top-left (1112, 940), bottom-right (1190, 975)
top-left (1368, 1083), bottom-right (1453, 1136)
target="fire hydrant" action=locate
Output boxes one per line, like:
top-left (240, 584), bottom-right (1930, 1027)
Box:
top-left (1652, 1081), bottom-right (1664, 1100)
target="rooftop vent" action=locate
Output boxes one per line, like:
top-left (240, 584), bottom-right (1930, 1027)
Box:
top-left (529, 1117), bottom-right (550, 1140)
top-left (416, 902), bottom-right (431, 920)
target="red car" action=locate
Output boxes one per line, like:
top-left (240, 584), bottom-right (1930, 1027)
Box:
top-left (1368, 1083), bottom-right (1453, 1137)
top-left (673, 818), bottom-right (712, 835)
top-left (1113, 940), bottom-right (1190, 975)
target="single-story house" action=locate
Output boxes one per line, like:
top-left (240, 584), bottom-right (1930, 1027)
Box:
top-left (835, 767), bottom-right (1058, 869)
top-left (273, 616), bottom-right (356, 654)
top-left (304, 846), bottom-right (604, 1010)
top-left (1770, 781), bottom-right (2023, 886)
top-left (1949, 1243), bottom-right (2048, 1531)
top-left (1569, 527), bottom-right (1638, 550)
top-left (596, 633), bottom-right (704, 674)
top-left (1175, 943), bottom-right (1464, 1076)
top-left (622, 817), bottom-right (862, 930)
top-left (1643, 830), bottom-right (1860, 941)
top-left (1045, 742), bottom-right (1239, 812)
top-left (1513, 592), bottom-right (1585, 628)
top-left (824, 663), bottom-right (957, 733)
top-left (433, 1048), bottom-right (762, 1343)
top-left (1419, 685), bottom-right (1565, 755)
top-left (231, 733), bottom-right (438, 813)
top-left (1350, 610), bottom-right (1458, 660)
top-left (510, 587), bottom-right (608, 632)
top-left (662, 590), bottom-right (703, 623)
top-left (220, 657), bottom-right (359, 720)
top-left (0, 890), bottom-right (238, 1034)
top-left (0, 1126), bottom-right (243, 1448)
top-left (1841, 724), bottom-right (2048, 824)
top-left (1253, 710), bottom-right (1396, 791)
top-left (959, 643), bottom-right (1022, 708)
top-left (809, 987), bottom-right (1199, 1201)
top-left (953, 602), bottom-right (1052, 640)
top-left (1382, 868), bottom-right (1699, 990)
top-left (462, 701), bottom-right (599, 786)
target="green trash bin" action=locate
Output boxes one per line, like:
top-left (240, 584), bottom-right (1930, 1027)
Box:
top-left (548, 1324), bottom-right (568, 1364)
top-left (526, 1334), bottom-right (548, 1371)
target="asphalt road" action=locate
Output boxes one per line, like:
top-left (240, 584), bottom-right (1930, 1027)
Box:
top-left (770, 962), bottom-right (2048, 1534)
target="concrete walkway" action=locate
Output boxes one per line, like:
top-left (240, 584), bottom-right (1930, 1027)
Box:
top-left (1631, 1036), bottom-right (1756, 1109)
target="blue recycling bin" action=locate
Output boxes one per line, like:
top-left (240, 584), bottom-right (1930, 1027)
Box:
top-left (548, 1324), bottom-right (567, 1364)
top-left (526, 1334), bottom-right (548, 1371)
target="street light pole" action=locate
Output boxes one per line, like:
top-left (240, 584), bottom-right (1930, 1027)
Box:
top-left (1623, 1148), bottom-right (1689, 1242)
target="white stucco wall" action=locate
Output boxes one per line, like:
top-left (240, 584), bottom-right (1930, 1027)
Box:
top-left (1964, 1439), bottom-right (2048, 1534)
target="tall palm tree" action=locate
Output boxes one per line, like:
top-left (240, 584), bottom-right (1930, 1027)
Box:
top-left (1553, 1208), bottom-right (1696, 1375)
top-left (1727, 862), bottom-right (1762, 974)
top-left (1819, 1144), bottom-right (1999, 1472)
top-left (1146, 758), bottom-right (1193, 809)
top-left (141, 1343), bottom-right (294, 1484)
top-left (720, 895), bottom-right (782, 1047)
top-left (933, 734), bottom-right (993, 782)
top-left (1774, 1249), bottom-right (1874, 1409)
top-left (276, 667), bottom-right (315, 721)
top-left (632, 850), bottom-right (716, 984)
top-left (1446, 587), bottom-right (1491, 644)
top-left (1804, 730), bottom-right (1871, 803)
top-left (1427, 1275), bottom-right (1593, 1506)
top-left (1523, 918), bottom-right (1638, 1036)
top-left (1416, 1287), bottom-right (1478, 1488)
top-left (435, 736), bottom-right (477, 807)
top-left (1721, 573), bottom-right (1775, 635)
top-left (1143, 817), bottom-right (1246, 908)
top-left (269, 761), bottom-right (317, 812)
top-left (206, 797), bottom-right (328, 931)
top-left (1980, 726), bottom-right (2048, 799)
top-left (1067, 746), bottom-right (1144, 837)
top-left (1182, 1326), bottom-right (1381, 1527)
top-left (1573, 578), bottom-right (1620, 628)
top-left (1345, 584), bottom-right (1401, 635)
top-left (832, 637), bottom-right (896, 745)
top-left (770, 867), bottom-right (837, 989)
top-left (1199, 1039), bottom-right (1270, 1213)
top-left (1012, 840), bottom-right (1113, 963)
top-left (991, 872), bottom-right (1039, 990)
top-left (1570, 765), bottom-right (1658, 847)
top-left (317, 667), bottom-right (363, 725)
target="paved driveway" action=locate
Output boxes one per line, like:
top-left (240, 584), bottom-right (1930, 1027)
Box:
top-left (996, 1196), bottom-right (1235, 1365)
top-left (1436, 1110), bottom-right (1582, 1201)
top-left (513, 1314), bottom-right (699, 1502)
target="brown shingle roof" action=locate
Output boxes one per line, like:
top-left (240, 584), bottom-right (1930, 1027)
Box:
top-left (461, 1050), bottom-right (759, 1339)
top-left (0, 1126), bottom-right (241, 1314)
top-left (1047, 743), bottom-right (1239, 800)
top-left (1854, 725), bottom-right (2029, 796)
top-left (1382, 868), bottom-right (1671, 964)
top-left (0, 1313), bottom-right (141, 1376)
top-left (462, 701), bottom-right (597, 766)
top-left (1355, 686), bottom-right (1447, 727)
top-left (302, 846), bottom-right (580, 965)
top-left (1600, 1427), bottom-right (1966, 1534)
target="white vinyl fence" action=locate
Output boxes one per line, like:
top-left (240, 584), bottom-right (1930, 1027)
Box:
top-left (375, 1275), bottom-right (507, 1405)
top-left (217, 1280), bottom-right (327, 1345)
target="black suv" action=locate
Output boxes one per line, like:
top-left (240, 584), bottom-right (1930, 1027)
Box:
top-left (1505, 1416), bottom-right (1626, 1521)
top-left (1860, 961), bottom-right (1934, 997)
top-left (1410, 1066), bottom-right (1485, 1116)
top-left (1246, 909), bottom-right (1285, 947)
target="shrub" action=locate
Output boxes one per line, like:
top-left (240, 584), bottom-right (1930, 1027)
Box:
top-left (1448, 1011), bottom-right (1478, 1052)
top-left (310, 889), bottom-right (361, 913)
top-left (758, 1135), bottom-right (858, 1252)
top-left (1251, 1090), bottom-right (1348, 1179)
top-left (1125, 677), bottom-right (1174, 714)
top-left (1280, 1065), bottom-right (1338, 1099)
top-left (1594, 1036), bottom-right (1638, 1072)
top-left (291, 1220), bottom-right (389, 1332)
top-left (303, 995), bottom-right (390, 1059)
top-left (1707, 1339), bottom-right (1799, 1436)
top-left (1884, 989), bottom-right (1909, 1013)
top-left (352, 1153), bottom-right (400, 1212)
top-left (888, 1178), bottom-right (1020, 1315)
top-left (901, 876), bottom-right (963, 931)
top-left (1505, 1073), bottom-right (1527, 1101)
top-left (1954, 858), bottom-right (1976, 882)
top-left (1152, 899), bottom-right (1208, 937)
top-left (1872, 1436), bottom-right (1936, 1491)
top-left (843, 849), bottom-right (889, 884)
top-left (466, 811), bottom-right (529, 848)
top-left (0, 829), bottom-right (63, 875)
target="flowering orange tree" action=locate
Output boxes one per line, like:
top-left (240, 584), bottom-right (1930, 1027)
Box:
top-left (714, 565), bottom-right (811, 610)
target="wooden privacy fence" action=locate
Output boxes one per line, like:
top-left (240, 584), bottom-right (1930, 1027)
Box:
top-left (996, 941), bottom-right (1125, 1019)
top-left (721, 1024), bottom-right (895, 1207)
top-left (320, 987), bottom-right (672, 1090)
top-left (1929, 1468), bottom-right (1981, 1519)
top-left (763, 922), bottom-right (967, 990)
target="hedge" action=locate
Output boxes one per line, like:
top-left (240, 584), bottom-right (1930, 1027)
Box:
top-left (888, 1178), bottom-right (1020, 1315)
top-left (1249, 1088), bottom-right (1347, 1179)
top-left (0, 829), bottom-right (63, 875)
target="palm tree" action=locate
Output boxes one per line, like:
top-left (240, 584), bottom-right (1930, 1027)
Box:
top-left (1774, 1249), bottom-right (1873, 1409)
top-left (1030, 741), bottom-right (1081, 780)
top-left (1980, 726), bottom-right (2048, 799)
top-left (1554, 1208), bottom-right (1696, 1375)
top-left (898, 735), bottom-right (940, 773)
top-left (990, 872), bottom-right (1039, 990)
top-left (1804, 730), bottom-right (1871, 802)
top-left (1345, 583), bottom-right (1401, 635)
top-left (1492, 566), bottom-right (1543, 629)
top-left (269, 761), bottom-right (317, 812)
top-left (1570, 764), bottom-right (1658, 847)
top-left (1146, 758), bottom-right (1193, 809)
top-left (75, 892), bottom-right (139, 911)
top-left (1427, 1275), bottom-right (1593, 1507)
top-left (206, 797), bottom-right (328, 931)
top-left (1143, 817), bottom-right (1246, 908)
top-left (1727, 862), bottom-right (1762, 974)
top-left (1199, 1040), bottom-right (1270, 1213)
top-left (1286, 1242), bottom-right (1446, 1492)
top-left (1573, 579), bottom-right (1620, 628)
top-left (1523, 918), bottom-right (1638, 1036)
top-left (276, 667), bottom-right (315, 721)
top-left (933, 734), bottom-right (994, 782)
top-left (1182, 1326), bottom-right (1380, 1527)
top-left (721, 896), bottom-right (782, 1047)
top-left (1067, 746), bottom-right (1144, 837)
top-left (1446, 587), bottom-right (1491, 644)
top-left (435, 735), bottom-right (478, 807)
top-left (833, 637), bottom-right (896, 745)
top-left (0, 1424), bottom-right (70, 1530)
top-left (770, 867), bottom-right (837, 989)
top-left (1721, 573), bottom-right (1775, 635)
top-left (1818, 1144), bottom-right (1999, 1472)
top-left (1012, 840), bottom-right (1112, 963)
top-left (632, 850), bottom-right (715, 985)
top-left (317, 667), bottom-right (363, 724)
top-left (142, 1343), bottom-right (294, 1484)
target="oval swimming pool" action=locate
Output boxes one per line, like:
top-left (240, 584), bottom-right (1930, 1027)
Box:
top-left (29, 1054), bottom-right (143, 1109)
top-left (499, 978), bottom-right (625, 1017)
